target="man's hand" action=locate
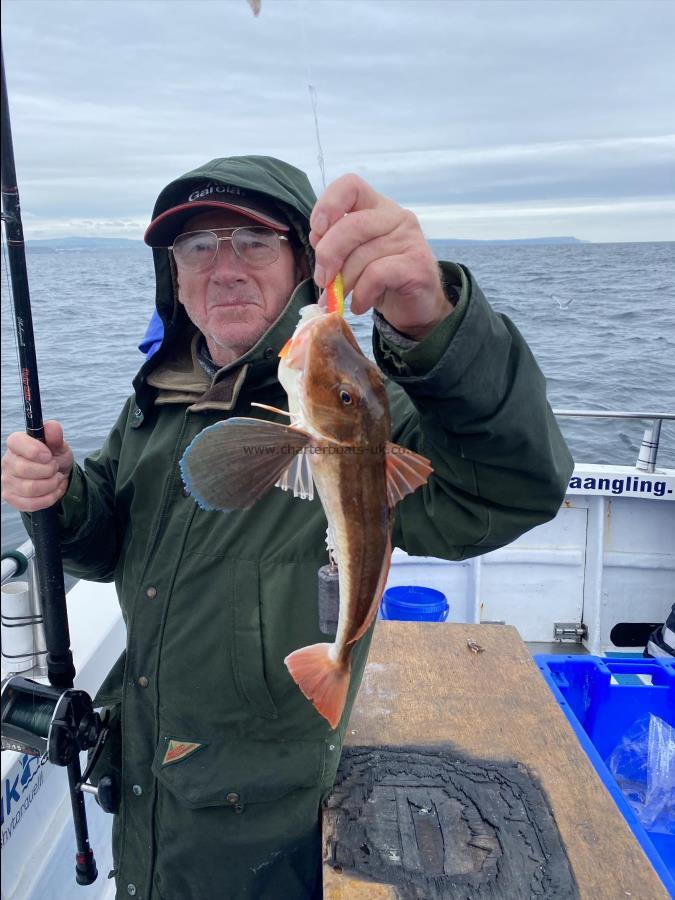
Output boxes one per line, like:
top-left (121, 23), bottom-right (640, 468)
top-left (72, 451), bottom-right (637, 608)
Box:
top-left (309, 174), bottom-right (453, 340)
top-left (1, 420), bottom-right (73, 512)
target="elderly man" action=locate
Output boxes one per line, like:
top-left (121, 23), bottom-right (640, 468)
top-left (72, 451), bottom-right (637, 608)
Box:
top-left (1, 156), bottom-right (573, 900)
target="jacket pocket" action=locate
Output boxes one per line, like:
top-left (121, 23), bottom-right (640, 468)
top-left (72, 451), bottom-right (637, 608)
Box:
top-left (151, 735), bottom-right (326, 810)
top-left (231, 560), bottom-right (278, 720)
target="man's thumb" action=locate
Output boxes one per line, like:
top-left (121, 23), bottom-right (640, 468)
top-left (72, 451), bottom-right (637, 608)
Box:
top-left (43, 420), bottom-right (67, 454)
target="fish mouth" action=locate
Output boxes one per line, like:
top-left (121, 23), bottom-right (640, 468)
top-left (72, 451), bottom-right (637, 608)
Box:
top-left (284, 310), bottom-right (348, 366)
top-left (280, 312), bottom-right (327, 369)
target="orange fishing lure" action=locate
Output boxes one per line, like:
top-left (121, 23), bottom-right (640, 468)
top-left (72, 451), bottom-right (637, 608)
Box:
top-left (325, 273), bottom-right (345, 316)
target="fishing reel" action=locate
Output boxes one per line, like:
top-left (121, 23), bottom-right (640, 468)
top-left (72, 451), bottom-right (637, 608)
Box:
top-left (1, 675), bottom-right (118, 813)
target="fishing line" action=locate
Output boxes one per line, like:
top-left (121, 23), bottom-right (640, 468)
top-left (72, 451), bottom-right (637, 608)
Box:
top-left (4, 693), bottom-right (55, 738)
top-left (308, 84), bottom-right (326, 192)
top-left (297, 2), bottom-right (347, 313)
top-left (299, 3), bottom-right (327, 191)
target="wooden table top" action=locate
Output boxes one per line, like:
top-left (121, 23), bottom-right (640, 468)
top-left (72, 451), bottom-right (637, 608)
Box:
top-left (322, 621), bottom-right (668, 900)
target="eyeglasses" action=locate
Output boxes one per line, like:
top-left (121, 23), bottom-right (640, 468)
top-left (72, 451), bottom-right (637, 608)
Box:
top-left (170, 226), bottom-right (289, 272)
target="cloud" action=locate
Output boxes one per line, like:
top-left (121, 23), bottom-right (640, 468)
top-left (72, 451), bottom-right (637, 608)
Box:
top-left (22, 216), bottom-right (148, 240)
top-left (3, 0), bottom-right (674, 241)
top-left (413, 196), bottom-right (675, 242)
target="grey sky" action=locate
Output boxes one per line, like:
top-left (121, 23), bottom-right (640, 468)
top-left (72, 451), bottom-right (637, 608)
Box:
top-left (3, 0), bottom-right (674, 241)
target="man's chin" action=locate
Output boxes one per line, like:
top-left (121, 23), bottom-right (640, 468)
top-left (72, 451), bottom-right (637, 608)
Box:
top-left (208, 317), bottom-right (269, 358)
top-left (209, 305), bottom-right (261, 331)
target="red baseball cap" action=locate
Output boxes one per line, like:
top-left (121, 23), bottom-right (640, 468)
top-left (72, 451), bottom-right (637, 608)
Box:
top-left (144, 182), bottom-right (290, 247)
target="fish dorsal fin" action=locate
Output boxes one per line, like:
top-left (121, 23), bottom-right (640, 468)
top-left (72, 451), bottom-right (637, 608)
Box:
top-left (385, 443), bottom-right (433, 507)
top-left (180, 417), bottom-right (310, 511)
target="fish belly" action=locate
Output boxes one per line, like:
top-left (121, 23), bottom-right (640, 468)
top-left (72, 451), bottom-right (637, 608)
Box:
top-left (311, 451), bottom-right (390, 662)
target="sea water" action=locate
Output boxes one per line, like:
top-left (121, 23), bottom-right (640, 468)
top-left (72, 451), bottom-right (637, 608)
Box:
top-left (2, 240), bottom-right (674, 549)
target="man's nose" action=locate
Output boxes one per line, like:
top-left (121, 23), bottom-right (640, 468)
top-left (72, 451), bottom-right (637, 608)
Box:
top-left (210, 240), bottom-right (246, 279)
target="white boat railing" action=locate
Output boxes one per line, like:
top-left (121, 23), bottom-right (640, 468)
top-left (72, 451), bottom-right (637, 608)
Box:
top-left (554, 410), bottom-right (674, 418)
top-left (1, 538), bottom-right (34, 585)
top-left (1, 539), bottom-right (48, 678)
top-left (553, 409), bottom-right (674, 473)
top-left (2, 409), bottom-right (673, 587)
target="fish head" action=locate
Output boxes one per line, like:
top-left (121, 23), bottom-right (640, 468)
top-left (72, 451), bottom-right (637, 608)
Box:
top-left (301, 313), bottom-right (391, 446)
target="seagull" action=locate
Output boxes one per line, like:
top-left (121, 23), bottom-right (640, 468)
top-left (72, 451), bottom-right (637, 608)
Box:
top-left (551, 293), bottom-right (574, 310)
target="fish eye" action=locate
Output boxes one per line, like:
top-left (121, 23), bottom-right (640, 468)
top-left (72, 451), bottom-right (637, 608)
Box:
top-left (339, 389), bottom-right (353, 405)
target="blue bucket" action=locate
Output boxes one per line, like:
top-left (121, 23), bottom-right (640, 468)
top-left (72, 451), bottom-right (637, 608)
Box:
top-left (380, 585), bottom-right (449, 622)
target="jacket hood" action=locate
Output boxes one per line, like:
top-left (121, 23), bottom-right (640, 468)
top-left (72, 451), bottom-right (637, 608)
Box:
top-left (133, 156), bottom-right (319, 411)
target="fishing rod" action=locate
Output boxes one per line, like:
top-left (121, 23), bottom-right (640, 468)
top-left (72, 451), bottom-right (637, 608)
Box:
top-left (0, 41), bottom-right (102, 887)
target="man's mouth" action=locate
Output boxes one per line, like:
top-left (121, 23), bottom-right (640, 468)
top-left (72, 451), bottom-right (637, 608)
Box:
top-left (209, 296), bottom-right (261, 310)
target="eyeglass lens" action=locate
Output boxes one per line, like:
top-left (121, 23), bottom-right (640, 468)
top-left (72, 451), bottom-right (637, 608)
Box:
top-left (172, 227), bottom-right (281, 271)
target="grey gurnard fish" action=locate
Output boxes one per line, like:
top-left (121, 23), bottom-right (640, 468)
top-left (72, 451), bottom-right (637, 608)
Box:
top-left (180, 305), bottom-right (432, 728)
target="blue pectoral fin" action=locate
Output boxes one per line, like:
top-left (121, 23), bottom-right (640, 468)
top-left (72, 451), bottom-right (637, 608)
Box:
top-left (180, 417), bottom-right (311, 511)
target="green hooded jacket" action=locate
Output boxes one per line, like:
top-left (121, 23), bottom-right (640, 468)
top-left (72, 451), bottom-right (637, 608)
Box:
top-left (26, 156), bottom-right (573, 900)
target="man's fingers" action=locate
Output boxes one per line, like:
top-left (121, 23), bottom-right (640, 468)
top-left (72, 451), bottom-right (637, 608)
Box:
top-left (312, 208), bottom-right (405, 288)
top-left (309, 175), bottom-right (449, 336)
top-left (334, 226), bottom-right (421, 298)
top-left (309, 174), bottom-right (383, 240)
top-left (1, 484), bottom-right (67, 513)
top-left (350, 255), bottom-right (430, 318)
top-left (350, 257), bottom-right (392, 316)
top-left (2, 454), bottom-right (59, 480)
top-left (5, 431), bottom-right (53, 463)
top-left (1, 467), bottom-right (68, 511)
top-left (2, 471), bottom-right (67, 499)
top-left (1, 423), bottom-right (72, 513)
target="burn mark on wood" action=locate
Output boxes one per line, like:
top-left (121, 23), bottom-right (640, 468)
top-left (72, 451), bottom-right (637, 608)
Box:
top-left (324, 746), bottom-right (579, 899)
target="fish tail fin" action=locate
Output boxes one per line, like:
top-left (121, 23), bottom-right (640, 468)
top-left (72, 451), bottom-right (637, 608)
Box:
top-left (284, 644), bottom-right (350, 729)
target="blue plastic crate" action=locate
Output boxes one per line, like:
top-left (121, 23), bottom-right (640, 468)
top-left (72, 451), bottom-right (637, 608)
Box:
top-left (535, 655), bottom-right (675, 897)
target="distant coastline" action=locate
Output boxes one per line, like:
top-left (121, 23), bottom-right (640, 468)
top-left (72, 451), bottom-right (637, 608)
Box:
top-left (428, 236), bottom-right (589, 246)
top-left (24, 235), bottom-right (592, 251)
top-left (26, 237), bottom-right (147, 251)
